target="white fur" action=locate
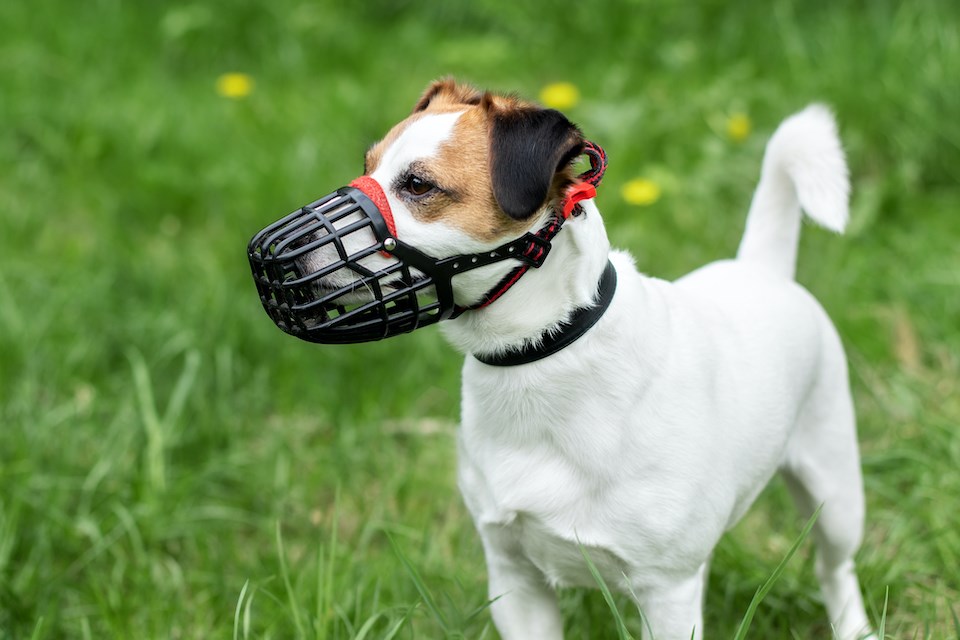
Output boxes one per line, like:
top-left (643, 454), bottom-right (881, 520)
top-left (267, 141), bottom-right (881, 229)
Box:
top-left (369, 105), bottom-right (873, 639)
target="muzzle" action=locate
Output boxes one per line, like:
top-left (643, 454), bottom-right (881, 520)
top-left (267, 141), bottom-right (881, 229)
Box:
top-left (247, 143), bottom-right (607, 345)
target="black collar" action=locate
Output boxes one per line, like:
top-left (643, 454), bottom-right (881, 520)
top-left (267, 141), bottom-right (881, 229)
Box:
top-left (473, 260), bottom-right (618, 367)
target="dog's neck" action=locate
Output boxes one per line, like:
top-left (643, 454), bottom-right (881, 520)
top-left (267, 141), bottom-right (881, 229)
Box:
top-left (440, 201), bottom-right (611, 358)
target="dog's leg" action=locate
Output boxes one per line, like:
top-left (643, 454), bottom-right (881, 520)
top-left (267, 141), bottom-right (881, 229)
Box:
top-left (631, 564), bottom-right (706, 640)
top-left (481, 531), bottom-right (563, 640)
top-left (700, 552), bottom-right (713, 612)
top-left (780, 353), bottom-right (874, 640)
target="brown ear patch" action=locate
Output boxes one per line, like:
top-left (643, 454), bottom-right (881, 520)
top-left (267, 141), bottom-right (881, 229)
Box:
top-left (413, 78), bottom-right (484, 113)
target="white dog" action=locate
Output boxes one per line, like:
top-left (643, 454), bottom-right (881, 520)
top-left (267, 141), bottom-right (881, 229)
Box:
top-left (307, 80), bottom-right (874, 639)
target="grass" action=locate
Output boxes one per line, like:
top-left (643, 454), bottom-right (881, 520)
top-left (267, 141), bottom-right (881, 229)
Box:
top-left (1, 0), bottom-right (959, 637)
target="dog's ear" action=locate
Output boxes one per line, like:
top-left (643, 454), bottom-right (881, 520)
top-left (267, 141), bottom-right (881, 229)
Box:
top-left (413, 78), bottom-right (483, 113)
top-left (487, 102), bottom-right (584, 220)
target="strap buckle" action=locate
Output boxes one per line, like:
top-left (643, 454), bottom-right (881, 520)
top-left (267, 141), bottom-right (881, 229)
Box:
top-left (518, 232), bottom-right (552, 267)
top-left (561, 182), bottom-right (597, 219)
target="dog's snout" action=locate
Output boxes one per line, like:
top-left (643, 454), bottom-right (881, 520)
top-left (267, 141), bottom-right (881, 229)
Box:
top-left (248, 182), bottom-right (454, 343)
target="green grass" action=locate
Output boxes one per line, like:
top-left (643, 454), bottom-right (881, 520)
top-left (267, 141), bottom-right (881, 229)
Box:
top-left (1, 0), bottom-right (959, 637)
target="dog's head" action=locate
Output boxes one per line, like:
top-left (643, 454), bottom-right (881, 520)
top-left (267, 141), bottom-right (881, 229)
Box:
top-left (248, 79), bottom-right (591, 343)
top-left (364, 79), bottom-right (585, 242)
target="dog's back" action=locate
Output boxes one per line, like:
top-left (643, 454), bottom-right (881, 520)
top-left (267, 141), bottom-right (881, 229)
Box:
top-left (661, 104), bottom-right (856, 527)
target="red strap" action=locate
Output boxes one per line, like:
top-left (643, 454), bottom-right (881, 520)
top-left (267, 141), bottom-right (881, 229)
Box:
top-left (579, 141), bottom-right (607, 188)
top-left (350, 176), bottom-right (396, 257)
top-left (470, 266), bottom-right (530, 310)
top-left (559, 140), bottom-right (606, 218)
top-left (350, 176), bottom-right (397, 239)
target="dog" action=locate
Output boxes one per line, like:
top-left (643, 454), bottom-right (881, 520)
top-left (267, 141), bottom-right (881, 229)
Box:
top-left (292, 79), bottom-right (875, 639)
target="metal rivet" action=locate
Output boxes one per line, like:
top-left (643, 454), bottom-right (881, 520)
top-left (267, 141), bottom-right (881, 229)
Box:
top-left (471, 257), bottom-right (478, 263)
top-left (490, 251), bottom-right (496, 257)
top-left (508, 246), bottom-right (515, 253)
top-left (453, 262), bottom-right (459, 269)
top-left (383, 237), bottom-right (397, 252)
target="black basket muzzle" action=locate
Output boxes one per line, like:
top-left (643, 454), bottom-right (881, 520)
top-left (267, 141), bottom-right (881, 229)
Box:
top-left (248, 152), bottom-right (611, 345)
top-left (248, 143), bottom-right (608, 346)
top-left (247, 180), bottom-right (458, 344)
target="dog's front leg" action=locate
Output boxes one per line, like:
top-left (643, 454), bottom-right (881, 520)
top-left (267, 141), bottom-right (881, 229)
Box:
top-left (481, 528), bottom-right (563, 640)
top-left (631, 564), bottom-right (707, 640)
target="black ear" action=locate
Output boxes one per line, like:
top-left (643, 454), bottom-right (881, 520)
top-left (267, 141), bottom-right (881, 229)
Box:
top-left (489, 107), bottom-right (584, 219)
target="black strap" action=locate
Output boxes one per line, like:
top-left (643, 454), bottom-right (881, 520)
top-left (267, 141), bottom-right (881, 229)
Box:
top-left (473, 260), bottom-right (618, 367)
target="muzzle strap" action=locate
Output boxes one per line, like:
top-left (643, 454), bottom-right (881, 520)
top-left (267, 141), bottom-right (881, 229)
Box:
top-left (458, 214), bottom-right (563, 312)
top-left (350, 176), bottom-right (397, 241)
top-left (464, 139), bottom-right (608, 310)
top-left (579, 140), bottom-right (608, 188)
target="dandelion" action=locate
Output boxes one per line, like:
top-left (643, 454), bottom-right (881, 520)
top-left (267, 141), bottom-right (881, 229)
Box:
top-left (621, 178), bottom-right (662, 206)
top-left (726, 112), bottom-right (751, 143)
top-left (216, 72), bottom-right (254, 99)
top-left (539, 82), bottom-right (580, 110)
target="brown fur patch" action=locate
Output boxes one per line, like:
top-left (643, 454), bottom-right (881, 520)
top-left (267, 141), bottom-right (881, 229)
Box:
top-left (416, 107), bottom-right (531, 242)
top-left (364, 80), bottom-right (581, 243)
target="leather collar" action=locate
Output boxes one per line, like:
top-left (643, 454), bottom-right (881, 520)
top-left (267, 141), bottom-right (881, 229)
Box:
top-left (473, 260), bottom-right (618, 367)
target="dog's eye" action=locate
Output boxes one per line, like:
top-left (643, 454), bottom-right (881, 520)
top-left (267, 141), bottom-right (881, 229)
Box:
top-left (403, 175), bottom-right (435, 197)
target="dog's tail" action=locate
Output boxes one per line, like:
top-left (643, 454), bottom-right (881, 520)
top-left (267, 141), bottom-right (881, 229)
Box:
top-left (736, 104), bottom-right (849, 280)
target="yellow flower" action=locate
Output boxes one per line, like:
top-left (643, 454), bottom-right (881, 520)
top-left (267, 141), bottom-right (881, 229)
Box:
top-left (621, 178), bottom-right (662, 206)
top-left (726, 113), bottom-right (751, 142)
top-left (539, 82), bottom-right (580, 110)
top-left (216, 73), bottom-right (254, 99)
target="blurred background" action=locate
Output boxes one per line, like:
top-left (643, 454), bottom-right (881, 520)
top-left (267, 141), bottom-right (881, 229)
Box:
top-left (1, 0), bottom-right (958, 637)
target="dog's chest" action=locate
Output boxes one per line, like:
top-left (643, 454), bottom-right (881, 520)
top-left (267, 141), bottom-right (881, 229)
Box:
top-left (457, 373), bottom-right (644, 587)
top-left (459, 439), bottom-right (633, 588)
top-left (515, 514), bottom-right (630, 589)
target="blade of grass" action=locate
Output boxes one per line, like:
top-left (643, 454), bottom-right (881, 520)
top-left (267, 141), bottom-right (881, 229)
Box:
top-left (388, 533), bottom-right (450, 635)
top-left (352, 611), bottom-right (384, 640)
top-left (242, 580), bottom-right (263, 640)
top-left (161, 348), bottom-right (200, 429)
top-left (579, 540), bottom-right (635, 640)
top-left (381, 602), bottom-right (420, 640)
top-left (276, 521), bottom-right (307, 639)
top-left (315, 486), bottom-right (340, 639)
top-left (28, 617), bottom-right (44, 640)
top-left (127, 348), bottom-right (199, 496)
top-left (233, 579), bottom-right (250, 640)
top-left (622, 575), bottom-right (654, 640)
top-left (463, 594), bottom-right (500, 625)
top-left (877, 585), bottom-right (888, 640)
top-left (128, 349), bottom-right (165, 494)
top-left (732, 505), bottom-right (822, 640)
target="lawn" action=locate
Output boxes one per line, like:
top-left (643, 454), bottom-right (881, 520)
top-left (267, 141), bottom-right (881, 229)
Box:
top-left (1, 0), bottom-right (959, 638)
